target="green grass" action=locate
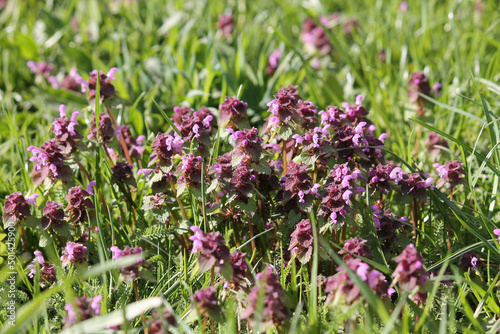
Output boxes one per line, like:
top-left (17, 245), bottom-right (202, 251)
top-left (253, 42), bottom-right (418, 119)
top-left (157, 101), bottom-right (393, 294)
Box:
top-left (1, 0), bottom-right (500, 333)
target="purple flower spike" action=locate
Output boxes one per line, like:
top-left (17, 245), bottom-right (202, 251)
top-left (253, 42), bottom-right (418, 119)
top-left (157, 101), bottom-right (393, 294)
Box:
top-left (61, 242), bottom-right (88, 267)
top-left (110, 245), bottom-right (144, 282)
top-left (288, 219), bottom-right (314, 264)
top-left (3, 192), bottom-right (38, 224)
top-left (63, 295), bottom-right (102, 328)
top-left (219, 96), bottom-right (249, 129)
top-left (188, 226), bottom-right (231, 276)
top-left (191, 287), bottom-right (221, 319)
top-left (80, 68), bottom-right (117, 100)
top-left (433, 160), bottom-right (465, 187)
top-left (27, 250), bottom-right (56, 288)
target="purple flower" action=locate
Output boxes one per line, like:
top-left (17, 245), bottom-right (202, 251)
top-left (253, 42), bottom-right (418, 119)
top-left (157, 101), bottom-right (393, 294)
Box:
top-left (41, 201), bottom-right (67, 231)
top-left (433, 83), bottom-right (442, 97)
top-left (433, 160), bottom-right (465, 187)
top-left (301, 17), bottom-right (332, 55)
top-left (228, 164), bottom-right (255, 203)
top-left (338, 238), bottom-right (372, 261)
top-left (110, 245), bottom-right (144, 282)
top-left (266, 87), bottom-right (303, 131)
top-left (191, 287), bottom-right (221, 319)
top-left (281, 161), bottom-right (317, 212)
top-left (148, 132), bottom-right (184, 169)
top-left (27, 139), bottom-right (73, 186)
top-left (80, 68), bottom-right (117, 100)
top-left (494, 229), bottom-right (500, 245)
top-left (230, 127), bottom-right (263, 165)
top-left (172, 106), bottom-right (194, 125)
top-left (88, 112), bottom-right (115, 142)
top-left (426, 132), bottom-right (448, 156)
top-left (460, 251), bottom-right (478, 271)
top-left (176, 154), bottom-right (203, 193)
top-left (111, 162), bottom-right (136, 186)
top-left (27, 250), bottom-right (56, 288)
top-left (63, 295), bottom-right (102, 328)
top-left (189, 226), bottom-right (231, 275)
top-left (400, 1), bottom-right (408, 12)
top-left (266, 49), bottom-right (281, 76)
top-left (219, 96), bottom-right (249, 129)
top-left (408, 72), bottom-right (431, 112)
top-left (3, 192), bottom-right (38, 224)
top-left (147, 308), bottom-right (177, 333)
top-left (66, 181), bottom-right (96, 225)
top-left (288, 219), bottom-right (314, 264)
top-left (218, 14), bottom-right (234, 36)
top-left (369, 164), bottom-right (395, 194)
top-left (51, 105), bottom-right (83, 155)
top-left (241, 267), bottom-right (289, 330)
top-left (226, 251), bottom-right (251, 291)
top-left (391, 244), bottom-right (430, 305)
top-left (27, 61), bottom-right (54, 77)
top-left (372, 206), bottom-right (407, 250)
top-left (61, 242), bottom-right (88, 267)
top-left (117, 126), bottom-right (145, 159)
top-left (398, 172), bottom-right (434, 201)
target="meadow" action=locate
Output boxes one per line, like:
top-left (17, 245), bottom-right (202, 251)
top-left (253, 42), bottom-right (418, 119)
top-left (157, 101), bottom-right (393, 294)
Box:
top-left (1, 0), bottom-right (500, 333)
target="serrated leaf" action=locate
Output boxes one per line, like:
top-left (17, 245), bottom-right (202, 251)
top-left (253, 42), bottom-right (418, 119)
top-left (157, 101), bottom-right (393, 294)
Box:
top-left (239, 198), bottom-right (257, 215)
top-left (251, 159), bottom-right (271, 175)
top-left (299, 152), bottom-right (318, 166)
top-left (278, 125), bottom-right (293, 140)
top-left (206, 179), bottom-right (218, 194)
top-left (232, 149), bottom-right (245, 167)
top-left (38, 232), bottom-right (53, 248)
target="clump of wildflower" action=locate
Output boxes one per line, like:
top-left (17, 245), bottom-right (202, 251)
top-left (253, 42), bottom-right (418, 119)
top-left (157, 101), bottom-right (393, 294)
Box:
top-left (391, 244), bottom-right (430, 305)
top-left (27, 139), bottom-right (73, 186)
top-left (341, 95), bottom-right (370, 126)
top-left (147, 308), bottom-right (177, 334)
top-left (41, 200), bottom-right (67, 231)
top-left (301, 17), bottom-right (332, 55)
top-left (296, 99), bottom-right (319, 129)
top-left (3, 192), bottom-right (38, 224)
top-left (110, 245), bottom-right (144, 282)
top-left (116, 126), bottom-right (145, 159)
top-left (338, 237), bottom-right (372, 261)
top-left (325, 258), bottom-right (390, 306)
top-left (288, 219), bottom-right (314, 264)
top-left (266, 87), bottom-right (303, 135)
top-left (226, 251), bottom-right (251, 291)
top-left (241, 266), bottom-right (289, 331)
top-left (66, 181), bottom-right (96, 225)
top-left (80, 68), bottom-right (118, 100)
top-left (210, 151), bottom-right (233, 187)
top-left (395, 171), bottom-right (434, 201)
top-left (426, 132), bottom-right (448, 158)
top-left (52, 105), bottom-right (83, 155)
top-left (191, 287), bottom-right (222, 319)
top-left (176, 154), bottom-right (203, 194)
top-left (433, 160), bottom-right (466, 187)
top-left (281, 161), bottom-right (320, 212)
top-left (63, 295), bottom-right (102, 328)
top-left (219, 96), bottom-right (249, 129)
top-left (48, 67), bottom-right (82, 92)
top-left (292, 125), bottom-right (331, 162)
top-left (230, 127), bottom-right (263, 165)
top-left (266, 49), bottom-right (281, 76)
top-left (460, 251), bottom-right (478, 271)
top-left (61, 242), bottom-right (87, 267)
top-left (408, 72), bottom-right (431, 113)
top-left (27, 250), bottom-right (56, 288)
top-left (318, 164), bottom-right (363, 227)
top-left (368, 164), bottom-right (396, 195)
top-left (218, 14), bottom-right (234, 36)
top-left (172, 106), bottom-right (194, 125)
top-left (319, 105), bottom-right (344, 127)
top-left (27, 61), bottom-right (54, 77)
top-left (372, 206), bottom-right (407, 250)
top-left (88, 112), bottom-right (115, 142)
top-left (148, 132), bottom-right (184, 170)
top-left (228, 164), bottom-right (255, 203)
top-left (112, 162), bottom-right (136, 186)
top-left (189, 226), bottom-right (232, 278)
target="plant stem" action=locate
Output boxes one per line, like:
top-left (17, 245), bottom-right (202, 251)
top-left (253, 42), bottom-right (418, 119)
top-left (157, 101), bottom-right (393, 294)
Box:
top-left (168, 175), bottom-right (189, 221)
top-left (282, 140), bottom-right (288, 176)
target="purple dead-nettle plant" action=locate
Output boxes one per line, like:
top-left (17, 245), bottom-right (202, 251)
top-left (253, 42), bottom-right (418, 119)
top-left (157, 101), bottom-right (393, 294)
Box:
top-left (110, 245), bottom-right (145, 282)
top-left (27, 250), bottom-right (56, 288)
top-left (433, 160), bottom-right (466, 188)
top-left (176, 154), bottom-right (203, 196)
top-left (218, 14), bottom-right (235, 36)
top-left (266, 87), bottom-right (304, 137)
top-left (281, 161), bottom-right (320, 212)
top-left (48, 67), bottom-right (82, 92)
top-left (41, 200), bottom-right (68, 234)
top-left (52, 105), bottom-right (83, 155)
top-left (319, 105), bottom-right (344, 128)
top-left (63, 295), bottom-right (102, 328)
top-left (341, 95), bottom-right (371, 126)
top-left (3, 192), bottom-right (38, 224)
top-left (391, 244), bottom-right (430, 305)
top-left (460, 251), bottom-right (479, 271)
top-left (408, 71), bottom-right (432, 114)
top-left (179, 113), bottom-right (212, 156)
top-left (88, 112), bottom-right (115, 142)
top-left (332, 122), bottom-right (372, 161)
top-left (228, 164), bottom-right (255, 203)
top-left (372, 206), bottom-right (407, 251)
top-left (241, 266), bottom-right (289, 331)
top-left (147, 308), bottom-right (177, 334)
top-left (112, 162), bottom-right (136, 187)
top-left (266, 49), bottom-right (281, 76)
top-left (172, 106), bottom-right (194, 124)
top-left (61, 242), bottom-right (88, 267)
top-left (148, 132), bottom-right (184, 171)
top-left (66, 181), bottom-right (96, 226)
top-left (116, 126), bottom-right (145, 159)
top-left (292, 125), bottom-right (332, 165)
top-left (226, 251), bottom-right (252, 291)
top-left (80, 68), bottom-right (118, 100)
top-left (325, 257), bottom-right (390, 306)
top-left (301, 16), bottom-right (333, 55)
top-left (338, 237), bottom-right (373, 261)
top-left (368, 164), bottom-right (397, 195)
top-left (27, 139), bottom-right (73, 187)
top-left (219, 96), bottom-right (249, 129)
top-left (318, 163), bottom-right (363, 229)
top-left (296, 99), bottom-right (319, 130)
top-left (392, 169), bottom-right (434, 201)
top-left (27, 60), bottom-right (54, 77)
top-left (229, 127), bottom-right (264, 166)
top-left (209, 151), bottom-right (233, 189)
top-left (426, 132), bottom-right (448, 158)
top-left (288, 219), bottom-right (314, 264)
top-left (189, 226), bottom-right (233, 279)
top-left (191, 287), bottom-right (222, 321)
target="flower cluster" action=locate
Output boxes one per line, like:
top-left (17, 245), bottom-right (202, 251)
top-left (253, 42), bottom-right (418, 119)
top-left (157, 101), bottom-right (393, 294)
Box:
top-left (61, 242), bottom-right (87, 267)
top-left (266, 49), bottom-right (281, 76)
top-left (41, 201), bottom-right (67, 231)
top-left (191, 287), bottom-right (221, 319)
top-left (281, 161), bottom-right (320, 212)
top-left (266, 87), bottom-right (304, 132)
top-left (3, 192), bottom-right (38, 224)
top-left (226, 251), bottom-right (251, 291)
top-left (372, 207), bottom-right (407, 250)
top-left (88, 112), bottom-right (115, 142)
top-left (48, 67), bottom-right (83, 92)
top-left (63, 295), bottom-right (102, 328)
top-left (189, 226), bottom-right (232, 277)
top-left (219, 96), bottom-right (249, 129)
top-left (80, 68), bottom-right (118, 100)
top-left (433, 160), bottom-right (466, 187)
top-left (66, 182), bottom-right (96, 225)
top-left (338, 237), bottom-right (372, 261)
top-left (229, 127), bottom-right (263, 165)
top-left (177, 154), bottom-right (203, 193)
top-left (27, 139), bottom-right (73, 186)
top-left (110, 245), bottom-right (144, 282)
top-left (148, 132), bottom-right (184, 169)
top-left (288, 219), bottom-right (314, 264)
top-left (218, 14), bottom-right (234, 36)
top-left (51, 105), bottom-right (83, 154)
top-left (408, 71), bottom-right (431, 113)
top-left (27, 250), bottom-right (56, 288)
top-left (112, 162), bottom-right (136, 186)
top-left (391, 244), bottom-right (430, 304)
top-left (147, 308), bottom-right (177, 334)
top-left (241, 266), bottom-right (289, 331)
top-left (117, 126), bottom-right (145, 159)
top-left (394, 171), bottom-right (434, 201)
